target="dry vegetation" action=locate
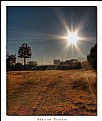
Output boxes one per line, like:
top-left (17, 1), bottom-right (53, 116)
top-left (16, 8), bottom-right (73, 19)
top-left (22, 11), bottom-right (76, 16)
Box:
top-left (6, 69), bottom-right (97, 116)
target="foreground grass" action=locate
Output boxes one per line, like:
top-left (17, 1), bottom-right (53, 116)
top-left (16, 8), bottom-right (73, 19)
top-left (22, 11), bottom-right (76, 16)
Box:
top-left (6, 70), bottom-right (97, 116)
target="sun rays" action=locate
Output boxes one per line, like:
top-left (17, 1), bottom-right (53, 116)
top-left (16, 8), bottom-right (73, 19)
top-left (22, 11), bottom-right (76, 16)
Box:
top-left (52, 7), bottom-right (96, 60)
top-left (7, 7), bottom-right (96, 62)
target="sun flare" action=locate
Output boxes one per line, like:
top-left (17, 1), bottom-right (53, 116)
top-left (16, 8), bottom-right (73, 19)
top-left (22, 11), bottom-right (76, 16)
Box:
top-left (67, 32), bottom-right (78, 44)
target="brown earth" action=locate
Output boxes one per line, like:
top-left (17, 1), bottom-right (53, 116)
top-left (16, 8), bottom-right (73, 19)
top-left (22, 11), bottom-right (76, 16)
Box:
top-left (6, 70), bottom-right (97, 116)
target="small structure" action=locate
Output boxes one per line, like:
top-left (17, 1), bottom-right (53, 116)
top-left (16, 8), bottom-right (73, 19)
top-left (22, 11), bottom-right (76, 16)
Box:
top-left (70, 59), bottom-right (79, 64)
top-left (54, 59), bottom-right (60, 65)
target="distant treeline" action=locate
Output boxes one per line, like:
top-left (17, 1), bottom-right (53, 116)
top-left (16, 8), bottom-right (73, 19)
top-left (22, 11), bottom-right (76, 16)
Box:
top-left (6, 62), bottom-right (37, 71)
top-left (6, 43), bottom-right (97, 71)
top-left (35, 63), bottom-right (82, 71)
top-left (6, 62), bottom-right (82, 71)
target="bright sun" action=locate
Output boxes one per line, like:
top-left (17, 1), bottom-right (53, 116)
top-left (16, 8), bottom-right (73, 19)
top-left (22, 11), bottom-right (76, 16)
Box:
top-left (67, 32), bottom-right (78, 44)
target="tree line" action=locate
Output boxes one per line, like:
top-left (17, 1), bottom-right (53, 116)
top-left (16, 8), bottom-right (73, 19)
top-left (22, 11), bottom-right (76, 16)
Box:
top-left (6, 43), bottom-right (97, 71)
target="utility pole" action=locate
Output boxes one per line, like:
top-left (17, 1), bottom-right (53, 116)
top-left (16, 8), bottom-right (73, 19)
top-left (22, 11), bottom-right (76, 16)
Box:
top-left (40, 44), bottom-right (43, 66)
top-left (41, 51), bottom-right (43, 66)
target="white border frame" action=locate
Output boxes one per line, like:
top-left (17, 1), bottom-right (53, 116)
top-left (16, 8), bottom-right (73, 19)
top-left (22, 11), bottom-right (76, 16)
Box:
top-left (1, 1), bottom-right (102, 121)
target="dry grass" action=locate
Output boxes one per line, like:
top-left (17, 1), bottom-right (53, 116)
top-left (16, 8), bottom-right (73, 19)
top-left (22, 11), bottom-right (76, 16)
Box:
top-left (6, 69), bottom-right (97, 116)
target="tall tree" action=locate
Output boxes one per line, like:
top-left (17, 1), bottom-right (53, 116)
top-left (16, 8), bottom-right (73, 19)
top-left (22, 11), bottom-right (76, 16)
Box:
top-left (87, 43), bottom-right (97, 70)
top-left (18, 43), bottom-right (32, 69)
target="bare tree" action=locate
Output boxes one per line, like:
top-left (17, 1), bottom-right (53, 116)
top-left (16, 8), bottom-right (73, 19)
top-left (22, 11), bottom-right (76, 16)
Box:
top-left (18, 43), bottom-right (32, 69)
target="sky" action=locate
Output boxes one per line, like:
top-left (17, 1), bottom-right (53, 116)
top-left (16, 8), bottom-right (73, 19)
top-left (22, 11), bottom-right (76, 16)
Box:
top-left (7, 7), bottom-right (97, 65)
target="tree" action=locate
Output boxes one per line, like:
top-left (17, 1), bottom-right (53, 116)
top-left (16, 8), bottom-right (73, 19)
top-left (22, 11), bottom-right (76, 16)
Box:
top-left (18, 43), bottom-right (32, 69)
top-left (27, 61), bottom-right (37, 70)
top-left (6, 54), bottom-right (16, 71)
top-left (87, 43), bottom-right (97, 70)
top-left (15, 63), bottom-right (22, 71)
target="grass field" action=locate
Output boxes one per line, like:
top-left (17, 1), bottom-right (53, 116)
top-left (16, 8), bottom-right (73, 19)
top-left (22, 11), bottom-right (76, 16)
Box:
top-left (6, 69), bottom-right (97, 116)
